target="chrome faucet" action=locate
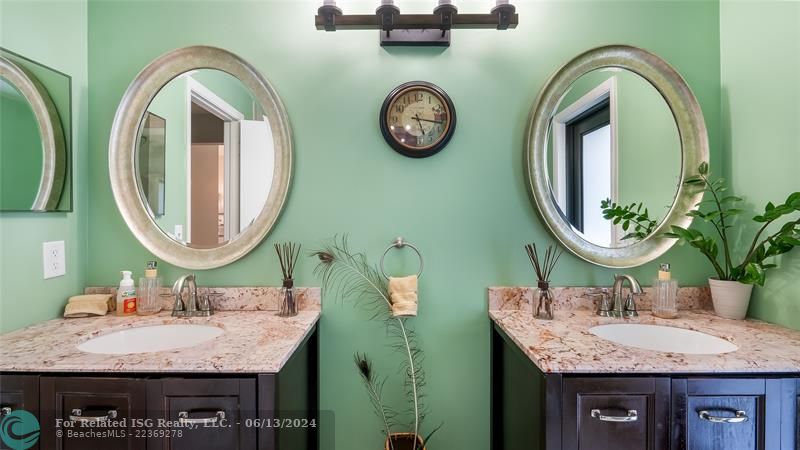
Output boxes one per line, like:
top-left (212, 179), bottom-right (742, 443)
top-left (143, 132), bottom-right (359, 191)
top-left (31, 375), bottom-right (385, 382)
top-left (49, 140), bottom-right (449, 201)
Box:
top-left (610, 274), bottom-right (644, 317)
top-left (172, 274), bottom-right (213, 317)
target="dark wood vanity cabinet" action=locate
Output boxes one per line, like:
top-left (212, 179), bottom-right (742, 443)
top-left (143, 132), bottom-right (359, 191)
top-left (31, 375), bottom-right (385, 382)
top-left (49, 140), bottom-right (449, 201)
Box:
top-left (146, 378), bottom-right (256, 450)
top-left (491, 324), bottom-right (799, 450)
top-left (0, 326), bottom-right (317, 450)
top-left (562, 377), bottom-right (670, 450)
top-left (0, 375), bottom-right (40, 450)
top-left (40, 376), bottom-right (147, 450)
top-left (671, 378), bottom-right (782, 450)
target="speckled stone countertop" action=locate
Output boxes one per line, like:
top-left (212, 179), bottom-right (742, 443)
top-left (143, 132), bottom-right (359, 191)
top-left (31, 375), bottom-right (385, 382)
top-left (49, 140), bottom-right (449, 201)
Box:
top-left (0, 287), bottom-right (321, 374)
top-left (490, 287), bottom-right (800, 374)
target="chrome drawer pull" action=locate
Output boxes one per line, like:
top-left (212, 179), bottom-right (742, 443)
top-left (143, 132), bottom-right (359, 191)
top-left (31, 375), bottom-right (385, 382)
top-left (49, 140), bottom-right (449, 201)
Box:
top-left (590, 409), bottom-right (638, 422)
top-left (0, 407), bottom-right (12, 416)
top-left (178, 410), bottom-right (225, 425)
top-left (698, 410), bottom-right (748, 424)
top-left (69, 408), bottom-right (118, 423)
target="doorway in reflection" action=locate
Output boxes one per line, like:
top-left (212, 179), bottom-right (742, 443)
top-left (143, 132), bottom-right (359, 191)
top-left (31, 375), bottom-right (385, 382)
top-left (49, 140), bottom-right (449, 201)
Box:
top-left (189, 99), bottom-right (227, 247)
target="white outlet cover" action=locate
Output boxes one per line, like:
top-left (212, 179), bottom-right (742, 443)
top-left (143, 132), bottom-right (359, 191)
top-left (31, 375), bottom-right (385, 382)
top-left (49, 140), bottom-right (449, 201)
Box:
top-left (43, 241), bottom-right (66, 279)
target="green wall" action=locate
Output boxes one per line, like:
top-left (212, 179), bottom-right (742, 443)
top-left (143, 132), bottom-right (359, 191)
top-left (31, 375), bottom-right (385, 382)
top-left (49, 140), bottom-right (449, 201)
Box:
top-left (720, 1), bottom-right (800, 328)
top-left (87, 1), bottom-right (721, 448)
top-left (0, 0), bottom-right (88, 332)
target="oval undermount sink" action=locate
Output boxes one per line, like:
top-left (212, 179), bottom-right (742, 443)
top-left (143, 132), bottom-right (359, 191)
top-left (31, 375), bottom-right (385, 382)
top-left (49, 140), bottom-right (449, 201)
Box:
top-left (77, 324), bottom-right (224, 355)
top-left (589, 324), bottom-right (738, 355)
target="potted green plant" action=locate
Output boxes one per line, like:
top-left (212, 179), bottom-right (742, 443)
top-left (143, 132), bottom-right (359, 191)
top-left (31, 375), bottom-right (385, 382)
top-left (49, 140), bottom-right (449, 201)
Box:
top-left (664, 162), bottom-right (799, 319)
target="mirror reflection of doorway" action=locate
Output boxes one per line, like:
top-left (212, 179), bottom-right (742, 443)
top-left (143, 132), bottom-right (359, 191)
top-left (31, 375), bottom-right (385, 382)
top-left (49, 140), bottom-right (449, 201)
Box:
top-left (187, 78), bottom-right (246, 248)
top-left (186, 77), bottom-right (274, 248)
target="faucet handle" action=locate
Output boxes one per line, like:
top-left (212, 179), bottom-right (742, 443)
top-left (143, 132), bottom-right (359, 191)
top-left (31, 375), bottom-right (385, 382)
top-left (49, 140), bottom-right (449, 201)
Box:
top-left (586, 289), bottom-right (612, 317)
top-left (624, 292), bottom-right (646, 317)
top-left (197, 291), bottom-right (221, 312)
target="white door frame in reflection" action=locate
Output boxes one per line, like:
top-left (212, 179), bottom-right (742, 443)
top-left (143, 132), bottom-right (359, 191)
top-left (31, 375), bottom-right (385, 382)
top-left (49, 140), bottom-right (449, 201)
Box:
top-left (185, 75), bottom-right (245, 245)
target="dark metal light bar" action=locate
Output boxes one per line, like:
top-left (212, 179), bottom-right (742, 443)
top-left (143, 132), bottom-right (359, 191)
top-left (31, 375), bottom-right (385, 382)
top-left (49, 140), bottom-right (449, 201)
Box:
top-left (314, 13), bottom-right (519, 31)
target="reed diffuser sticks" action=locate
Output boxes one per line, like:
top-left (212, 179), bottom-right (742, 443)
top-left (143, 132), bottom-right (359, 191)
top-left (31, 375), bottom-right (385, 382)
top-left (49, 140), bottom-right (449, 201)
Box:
top-left (275, 242), bottom-right (301, 316)
top-left (525, 243), bottom-right (562, 283)
top-left (524, 242), bottom-right (563, 320)
top-left (275, 242), bottom-right (301, 281)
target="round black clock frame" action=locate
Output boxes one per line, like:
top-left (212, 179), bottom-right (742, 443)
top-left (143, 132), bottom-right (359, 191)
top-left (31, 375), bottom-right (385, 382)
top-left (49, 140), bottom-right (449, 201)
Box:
top-left (379, 81), bottom-right (457, 159)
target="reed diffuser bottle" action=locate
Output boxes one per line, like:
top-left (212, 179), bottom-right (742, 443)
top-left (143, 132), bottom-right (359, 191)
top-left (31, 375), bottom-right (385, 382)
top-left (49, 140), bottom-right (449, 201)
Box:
top-left (275, 242), bottom-right (300, 317)
top-left (525, 243), bottom-right (563, 320)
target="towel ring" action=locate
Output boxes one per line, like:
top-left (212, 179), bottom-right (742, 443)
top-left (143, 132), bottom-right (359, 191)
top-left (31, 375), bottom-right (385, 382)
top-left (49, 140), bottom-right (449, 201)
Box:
top-left (380, 237), bottom-right (424, 280)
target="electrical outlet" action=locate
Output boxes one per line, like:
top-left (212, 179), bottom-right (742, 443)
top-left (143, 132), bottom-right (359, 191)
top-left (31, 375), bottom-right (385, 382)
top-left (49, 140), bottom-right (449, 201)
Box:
top-left (174, 224), bottom-right (183, 240)
top-left (43, 241), bottom-right (66, 279)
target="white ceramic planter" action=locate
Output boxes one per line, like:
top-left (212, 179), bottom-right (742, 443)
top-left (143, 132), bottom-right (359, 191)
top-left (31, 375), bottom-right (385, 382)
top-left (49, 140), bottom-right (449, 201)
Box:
top-left (708, 278), bottom-right (754, 320)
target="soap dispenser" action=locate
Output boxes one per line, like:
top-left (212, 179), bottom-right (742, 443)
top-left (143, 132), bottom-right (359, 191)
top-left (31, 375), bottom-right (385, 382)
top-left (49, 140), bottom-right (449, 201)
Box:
top-left (652, 263), bottom-right (678, 319)
top-left (116, 271), bottom-right (138, 316)
top-left (137, 261), bottom-right (162, 315)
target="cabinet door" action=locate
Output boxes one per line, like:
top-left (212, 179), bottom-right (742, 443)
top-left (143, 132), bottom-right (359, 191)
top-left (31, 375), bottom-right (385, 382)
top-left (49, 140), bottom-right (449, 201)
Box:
top-left (671, 378), bottom-right (781, 450)
top-left (40, 376), bottom-right (146, 450)
top-left (147, 378), bottom-right (256, 450)
top-left (562, 377), bottom-right (670, 450)
top-left (0, 375), bottom-right (39, 450)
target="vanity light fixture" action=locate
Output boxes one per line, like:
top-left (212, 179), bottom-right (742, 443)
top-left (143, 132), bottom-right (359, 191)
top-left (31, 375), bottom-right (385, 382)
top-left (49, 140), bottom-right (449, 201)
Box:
top-left (315, 0), bottom-right (518, 47)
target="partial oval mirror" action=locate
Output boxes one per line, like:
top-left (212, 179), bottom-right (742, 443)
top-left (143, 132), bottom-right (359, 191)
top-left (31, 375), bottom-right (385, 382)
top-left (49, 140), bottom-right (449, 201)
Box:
top-left (110, 46), bottom-right (292, 269)
top-left (526, 46), bottom-right (709, 267)
top-left (546, 68), bottom-right (682, 248)
top-left (0, 55), bottom-right (66, 211)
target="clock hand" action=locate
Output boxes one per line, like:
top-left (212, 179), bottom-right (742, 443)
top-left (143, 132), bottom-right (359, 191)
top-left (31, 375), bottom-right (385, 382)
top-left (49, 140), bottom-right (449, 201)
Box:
top-left (414, 114), bottom-right (426, 135)
top-left (416, 117), bottom-right (443, 124)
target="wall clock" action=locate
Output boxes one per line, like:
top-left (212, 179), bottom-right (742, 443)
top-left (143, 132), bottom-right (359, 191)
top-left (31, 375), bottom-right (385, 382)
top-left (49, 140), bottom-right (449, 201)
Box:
top-left (379, 81), bottom-right (456, 158)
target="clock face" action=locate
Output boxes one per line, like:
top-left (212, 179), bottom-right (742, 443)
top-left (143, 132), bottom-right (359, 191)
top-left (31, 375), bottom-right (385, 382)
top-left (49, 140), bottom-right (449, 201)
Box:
top-left (380, 82), bottom-right (456, 158)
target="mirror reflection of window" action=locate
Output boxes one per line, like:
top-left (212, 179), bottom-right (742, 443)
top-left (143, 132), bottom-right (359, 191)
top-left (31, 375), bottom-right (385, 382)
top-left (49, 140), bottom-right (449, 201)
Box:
top-left (566, 101), bottom-right (612, 246)
top-left (135, 69), bottom-right (274, 249)
top-left (547, 69), bottom-right (682, 249)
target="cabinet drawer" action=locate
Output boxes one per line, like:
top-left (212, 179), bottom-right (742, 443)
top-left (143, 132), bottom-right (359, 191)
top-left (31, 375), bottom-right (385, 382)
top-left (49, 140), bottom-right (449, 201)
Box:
top-left (671, 378), bottom-right (782, 450)
top-left (562, 377), bottom-right (670, 450)
top-left (147, 378), bottom-right (256, 450)
top-left (0, 375), bottom-right (39, 450)
top-left (40, 376), bottom-right (146, 450)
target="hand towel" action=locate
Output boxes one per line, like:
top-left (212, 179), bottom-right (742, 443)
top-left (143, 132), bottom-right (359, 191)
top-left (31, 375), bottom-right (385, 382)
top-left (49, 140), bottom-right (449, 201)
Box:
top-left (64, 294), bottom-right (113, 318)
top-left (388, 275), bottom-right (418, 317)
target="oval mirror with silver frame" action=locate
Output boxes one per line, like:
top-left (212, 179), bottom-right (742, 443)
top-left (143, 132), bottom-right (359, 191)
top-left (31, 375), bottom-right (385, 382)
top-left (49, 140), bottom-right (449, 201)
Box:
top-left (525, 45), bottom-right (709, 268)
top-left (1, 55), bottom-right (66, 211)
top-left (109, 46), bottom-right (292, 270)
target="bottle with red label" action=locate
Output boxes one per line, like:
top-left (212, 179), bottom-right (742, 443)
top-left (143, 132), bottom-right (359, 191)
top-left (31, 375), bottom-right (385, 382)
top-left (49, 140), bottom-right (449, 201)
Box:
top-left (116, 271), bottom-right (138, 316)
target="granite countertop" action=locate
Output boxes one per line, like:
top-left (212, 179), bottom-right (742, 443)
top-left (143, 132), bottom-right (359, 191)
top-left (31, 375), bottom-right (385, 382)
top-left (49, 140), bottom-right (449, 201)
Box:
top-left (0, 310), bottom-right (320, 374)
top-left (490, 287), bottom-right (800, 374)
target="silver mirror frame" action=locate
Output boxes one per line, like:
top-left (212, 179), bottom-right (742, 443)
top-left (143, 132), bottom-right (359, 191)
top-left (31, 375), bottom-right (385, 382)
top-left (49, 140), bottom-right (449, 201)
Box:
top-left (1, 55), bottom-right (66, 211)
top-left (525, 45), bottom-right (709, 268)
top-left (109, 46), bottom-right (292, 270)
